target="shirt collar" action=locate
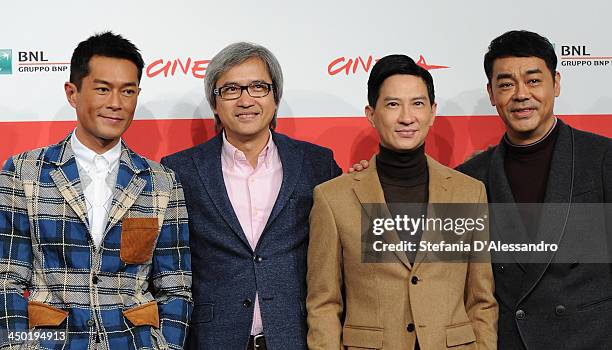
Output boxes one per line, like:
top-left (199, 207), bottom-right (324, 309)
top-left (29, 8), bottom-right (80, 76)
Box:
top-left (221, 130), bottom-right (276, 170)
top-left (504, 116), bottom-right (558, 148)
top-left (70, 129), bottom-right (122, 174)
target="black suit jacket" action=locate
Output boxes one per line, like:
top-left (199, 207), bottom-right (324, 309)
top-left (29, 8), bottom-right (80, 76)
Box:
top-left (161, 131), bottom-right (341, 350)
top-left (457, 119), bottom-right (612, 350)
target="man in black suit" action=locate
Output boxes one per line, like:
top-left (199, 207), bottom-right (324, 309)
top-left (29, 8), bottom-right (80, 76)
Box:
top-left (457, 30), bottom-right (612, 349)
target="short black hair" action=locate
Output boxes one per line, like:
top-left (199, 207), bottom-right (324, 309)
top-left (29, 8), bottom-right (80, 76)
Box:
top-left (484, 30), bottom-right (557, 83)
top-left (367, 54), bottom-right (435, 107)
top-left (70, 31), bottom-right (144, 90)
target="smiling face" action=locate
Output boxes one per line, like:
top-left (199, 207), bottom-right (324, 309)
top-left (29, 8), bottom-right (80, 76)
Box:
top-left (487, 56), bottom-right (560, 145)
top-left (213, 57), bottom-right (277, 145)
top-left (365, 74), bottom-right (437, 152)
top-left (65, 55), bottom-right (140, 154)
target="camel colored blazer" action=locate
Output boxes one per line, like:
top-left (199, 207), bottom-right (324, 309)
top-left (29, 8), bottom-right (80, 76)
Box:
top-left (307, 155), bottom-right (497, 350)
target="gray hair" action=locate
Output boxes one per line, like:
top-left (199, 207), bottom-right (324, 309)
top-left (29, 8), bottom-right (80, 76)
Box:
top-left (204, 42), bottom-right (284, 129)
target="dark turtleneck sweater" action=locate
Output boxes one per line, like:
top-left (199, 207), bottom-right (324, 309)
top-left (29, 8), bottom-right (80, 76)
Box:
top-left (376, 143), bottom-right (429, 265)
top-left (504, 118), bottom-right (560, 239)
top-left (376, 143), bottom-right (429, 204)
top-left (376, 144), bottom-right (427, 349)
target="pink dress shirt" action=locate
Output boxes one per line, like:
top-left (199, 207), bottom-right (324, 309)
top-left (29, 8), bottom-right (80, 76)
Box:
top-left (221, 131), bottom-right (283, 335)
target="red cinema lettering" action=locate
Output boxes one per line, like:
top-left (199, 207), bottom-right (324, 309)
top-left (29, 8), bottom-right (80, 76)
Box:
top-left (146, 58), bottom-right (211, 79)
top-left (146, 59), bottom-right (171, 78)
top-left (191, 60), bottom-right (210, 79)
top-left (172, 58), bottom-right (191, 75)
top-left (328, 56), bottom-right (377, 76)
top-left (328, 57), bottom-right (353, 75)
top-left (327, 54), bottom-right (448, 76)
top-left (416, 55), bottom-right (449, 71)
top-left (355, 56), bottom-right (374, 73)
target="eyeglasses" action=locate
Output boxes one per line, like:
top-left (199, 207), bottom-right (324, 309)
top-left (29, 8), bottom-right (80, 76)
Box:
top-left (213, 82), bottom-right (274, 100)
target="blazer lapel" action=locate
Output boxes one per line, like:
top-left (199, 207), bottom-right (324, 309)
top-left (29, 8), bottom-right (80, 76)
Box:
top-left (424, 156), bottom-right (451, 203)
top-left (352, 155), bottom-right (411, 269)
top-left (411, 157), bottom-right (452, 272)
top-left (48, 137), bottom-right (90, 229)
top-left (487, 142), bottom-right (529, 270)
top-left (192, 134), bottom-right (250, 249)
top-left (519, 120), bottom-right (574, 301)
top-left (261, 132), bottom-right (304, 234)
top-left (104, 143), bottom-right (147, 234)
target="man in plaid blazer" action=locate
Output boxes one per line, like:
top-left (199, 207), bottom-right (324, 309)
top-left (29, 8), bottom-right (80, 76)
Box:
top-left (0, 32), bottom-right (192, 349)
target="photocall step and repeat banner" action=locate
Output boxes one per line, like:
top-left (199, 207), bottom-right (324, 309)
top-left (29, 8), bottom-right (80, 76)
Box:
top-left (1, 1), bottom-right (610, 169)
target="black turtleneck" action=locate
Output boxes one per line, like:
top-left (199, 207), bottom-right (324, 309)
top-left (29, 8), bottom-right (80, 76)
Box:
top-left (376, 143), bottom-right (429, 204)
top-left (376, 143), bottom-right (429, 266)
top-left (504, 119), bottom-right (559, 240)
top-left (376, 144), bottom-right (427, 349)
top-left (504, 119), bottom-right (559, 203)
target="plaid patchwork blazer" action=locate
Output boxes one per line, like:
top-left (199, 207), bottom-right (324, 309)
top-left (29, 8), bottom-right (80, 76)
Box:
top-left (0, 135), bottom-right (192, 350)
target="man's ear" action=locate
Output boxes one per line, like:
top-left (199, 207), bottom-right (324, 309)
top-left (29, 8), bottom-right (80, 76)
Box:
top-left (64, 82), bottom-right (78, 109)
top-left (554, 71), bottom-right (561, 98)
top-left (429, 102), bottom-right (437, 127)
top-left (486, 83), bottom-right (495, 106)
top-left (365, 105), bottom-right (376, 128)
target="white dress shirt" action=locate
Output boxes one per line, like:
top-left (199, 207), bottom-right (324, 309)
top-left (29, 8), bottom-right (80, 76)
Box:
top-left (71, 131), bottom-right (121, 247)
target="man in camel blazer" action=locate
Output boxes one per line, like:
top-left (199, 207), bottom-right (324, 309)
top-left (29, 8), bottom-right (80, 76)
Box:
top-left (306, 55), bottom-right (497, 350)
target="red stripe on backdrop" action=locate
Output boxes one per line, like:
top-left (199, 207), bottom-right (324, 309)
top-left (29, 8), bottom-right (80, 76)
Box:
top-left (2, 115), bottom-right (611, 170)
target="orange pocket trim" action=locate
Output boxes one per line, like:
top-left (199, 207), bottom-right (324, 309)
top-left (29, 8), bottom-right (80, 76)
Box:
top-left (122, 301), bottom-right (160, 328)
top-left (120, 217), bottom-right (159, 264)
top-left (122, 217), bottom-right (158, 230)
top-left (28, 301), bottom-right (69, 329)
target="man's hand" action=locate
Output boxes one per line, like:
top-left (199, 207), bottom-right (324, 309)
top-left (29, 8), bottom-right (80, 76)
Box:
top-left (348, 159), bottom-right (370, 173)
top-left (465, 145), bottom-right (495, 162)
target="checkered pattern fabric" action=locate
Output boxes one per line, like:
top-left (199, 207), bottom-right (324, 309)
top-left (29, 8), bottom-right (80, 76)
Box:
top-left (0, 135), bottom-right (192, 349)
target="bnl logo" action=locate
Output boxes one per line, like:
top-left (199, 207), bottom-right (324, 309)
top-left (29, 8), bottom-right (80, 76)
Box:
top-left (0, 49), bottom-right (11, 74)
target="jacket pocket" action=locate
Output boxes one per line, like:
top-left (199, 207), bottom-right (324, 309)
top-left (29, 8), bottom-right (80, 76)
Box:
top-left (120, 217), bottom-right (159, 264)
top-left (445, 322), bottom-right (476, 347)
top-left (577, 295), bottom-right (612, 311)
top-left (192, 303), bottom-right (214, 324)
top-left (342, 325), bottom-right (383, 349)
top-left (123, 301), bottom-right (160, 328)
top-left (151, 327), bottom-right (169, 350)
top-left (28, 301), bottom-right (68, 329)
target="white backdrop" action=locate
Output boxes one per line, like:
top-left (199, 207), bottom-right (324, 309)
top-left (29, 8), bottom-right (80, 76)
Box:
top-left (1, 0), bottom-right (610, 122)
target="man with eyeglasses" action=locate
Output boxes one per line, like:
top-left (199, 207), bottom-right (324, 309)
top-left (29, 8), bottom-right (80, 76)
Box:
top-left (161, 42), bottom-right (342, 350)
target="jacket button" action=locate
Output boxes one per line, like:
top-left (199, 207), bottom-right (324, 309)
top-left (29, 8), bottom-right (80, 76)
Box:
top-left (92, 276), bottom-right (99, 284)
top-left (515, 309), bottom-right (526, 320)
top-left (87, 319), bottom-right (95, 327)
top-left (411, 276), bottom-right (419, 285)
top-left (406, 323), bottom-right (415, 332)
top-left (243, 298), bottom-right (253, 308)
top-left (555, 305), bottom-right (566, 315)
top-left (497, 265), bottom-right (504, 273)
top-left (253, 255), bottom-right (263, 263)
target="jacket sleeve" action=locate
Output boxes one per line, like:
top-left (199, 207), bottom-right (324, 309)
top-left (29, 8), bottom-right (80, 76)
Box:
top-left (465, 182), bottom-right (498, 350)
top-left (0, 157), bottom-right (33, 349)
top-left (330, 152), bottom-right (342, 179)
top-left (151, 172), bottom-right (193, 349)
top-left (306, 186), bottom-right (344, 350)
top-left (603, 139), bottom-right (612, 202)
